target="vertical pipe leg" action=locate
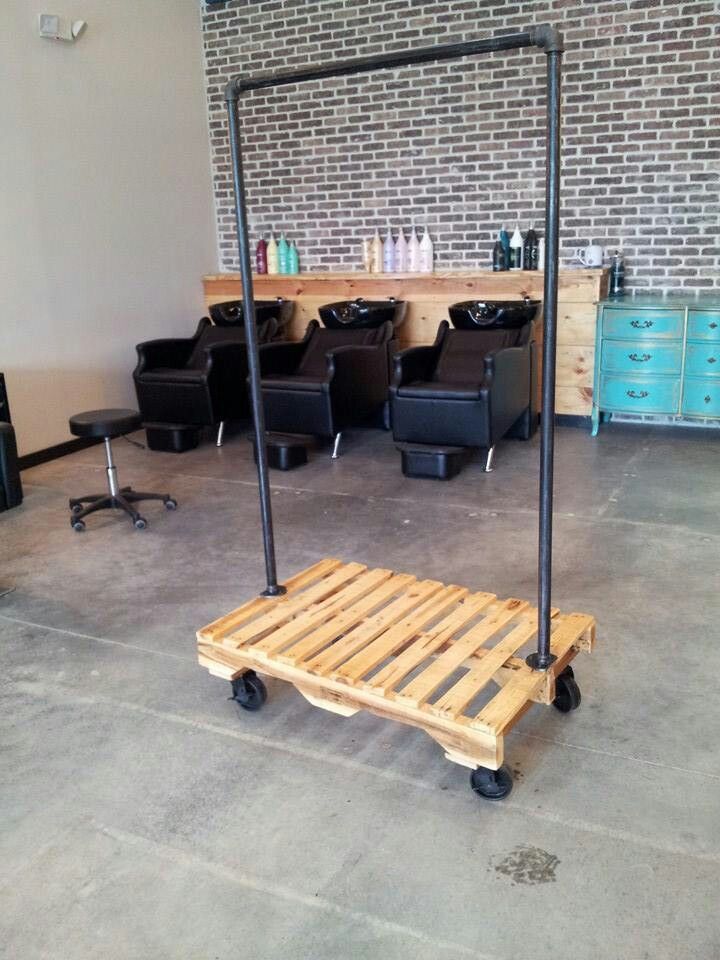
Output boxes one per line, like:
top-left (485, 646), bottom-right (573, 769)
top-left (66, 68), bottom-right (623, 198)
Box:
top-left (225, 92), bottom-right (285, 597)
top-left (528, 47), bottom-right (562, 672)
top-left (331, 432), bottom-right (342, 459)
top-left (216, 421), bottom-right (225, 447)
top-left (104, 437), bottom-right (119, 498)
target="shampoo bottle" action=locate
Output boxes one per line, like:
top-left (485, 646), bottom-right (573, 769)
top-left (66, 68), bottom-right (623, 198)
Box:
top-left (408, 227), bottom-right (421, 272)
top-left (383, 226), bottom-right (395, 273)
top-left (498, 225), bottom-right (511, 267)
top-left (255, 237), bottom-right (268, 274)
top-left (523, 223), bottom-right (539, 270)
top-left (362, 238), bottom-right (372, 272)
top-left (370, 229), bottom-right (383, 273)
top-left (537, 236), bottom-right (545, 271)
top-left (278, 233), bottom-right (290, 275)
top-left (492, 240), bottom-right (507, 271)
top-left (419, 228), bottom-right (434, 273)
top-left (267, 233), bottom-right (279, 275)
top-left (509, 224), bottom-right (523, 270)
top-left (394, 228), bottom-right (409, 272)
top-left (288, 241), bottom-right (299, 275)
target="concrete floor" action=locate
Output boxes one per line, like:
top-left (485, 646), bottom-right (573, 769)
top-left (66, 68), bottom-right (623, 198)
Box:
top-left (1, 423), bottom-right (719, 959)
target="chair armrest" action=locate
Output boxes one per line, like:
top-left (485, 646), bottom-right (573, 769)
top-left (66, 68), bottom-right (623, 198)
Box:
top-left (483, 343), bottom-right (530, 385)
top-left (134, 318), bottom-right (210, 374)
top-left (258, 340), bottom-right (308, 376)
top-left (392, 345), bottom-right (441, 387)
top-left (326, 343), bottom-right (388, 392)
top-left (135, 338), bottom-right (196, 374)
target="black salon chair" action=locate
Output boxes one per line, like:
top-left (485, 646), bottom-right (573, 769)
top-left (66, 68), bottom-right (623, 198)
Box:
top-left (259, 320), bottom-right (395, 457)
top-left (209, 298), bottom-right (294, 340)
top-left (0, 373), bottom-right (22, 512)
top-left (391, 299), bottom-right (539, 472)
top-left (134, 314), bottom-right (277, 449)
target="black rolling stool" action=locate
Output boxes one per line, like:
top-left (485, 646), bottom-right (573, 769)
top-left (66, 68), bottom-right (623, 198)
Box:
top-left (68, 408), bottom-right (177, 532)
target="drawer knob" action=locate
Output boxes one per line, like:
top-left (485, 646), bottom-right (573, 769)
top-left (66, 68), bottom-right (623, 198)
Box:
top-left (710, 322), bottom-right (718, 329)
top-left (708, 357), bottom-right (717, 364)
top-left (627, 389), bottom-right (649, 399)
top-left (628, 352), bottom-right (651, 362)
top-left (705, 395), bottom-right (712, 404)
top-left (631, 319), bottom-right (653, 328)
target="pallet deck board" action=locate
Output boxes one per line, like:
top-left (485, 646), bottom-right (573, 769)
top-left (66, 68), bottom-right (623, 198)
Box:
top-left (197, 559), bottom-right (596, 770)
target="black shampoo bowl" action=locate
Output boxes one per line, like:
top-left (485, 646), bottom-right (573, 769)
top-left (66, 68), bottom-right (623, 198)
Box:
top-left (319, 298), bottom-right (407, 330)
top-left (449, 298), bottom-right (541, 330)
top-left (209, 298), bottom-right (294, 336)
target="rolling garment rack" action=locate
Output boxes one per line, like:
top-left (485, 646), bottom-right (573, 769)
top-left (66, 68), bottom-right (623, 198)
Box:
top-left (197, 23), bottom-right (597, 800)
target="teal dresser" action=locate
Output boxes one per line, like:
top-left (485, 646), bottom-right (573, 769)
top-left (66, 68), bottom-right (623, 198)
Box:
top-left (591, 294), bottom-right (720, 435)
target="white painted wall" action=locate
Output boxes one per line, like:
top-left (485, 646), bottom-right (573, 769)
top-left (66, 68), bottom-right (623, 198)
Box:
top-left (0, 0), bottom-right (217, 455)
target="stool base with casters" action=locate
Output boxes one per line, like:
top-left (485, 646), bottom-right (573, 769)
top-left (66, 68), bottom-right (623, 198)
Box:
top-left (68, 408), bottom-right (177, 531)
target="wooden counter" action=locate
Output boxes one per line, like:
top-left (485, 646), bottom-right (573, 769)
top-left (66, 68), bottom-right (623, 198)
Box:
top-left (204, 270), bottom-right (609, 417)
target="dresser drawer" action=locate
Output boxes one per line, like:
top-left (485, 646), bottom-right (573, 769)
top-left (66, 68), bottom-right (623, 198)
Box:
top-left (687, 310), bottom-right (720, 342)
top-left (681, 378), bottom-right (720, 418)
top-left (599, 374), bottom-right (680, 414)
top-left (684, 341), bottom-right (720, 378)
top-left (601, 339), bottom-right (682, 376)
top-left (601, 307), bottom-right (684, 340)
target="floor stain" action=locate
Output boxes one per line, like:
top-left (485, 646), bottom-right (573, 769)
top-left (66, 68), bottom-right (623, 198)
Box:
top-left (491, 845), bottom-right (560, 886)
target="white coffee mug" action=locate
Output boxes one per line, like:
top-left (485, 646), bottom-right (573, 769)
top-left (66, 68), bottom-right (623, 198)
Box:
top-left (574, 245), bottom-right (604, 267)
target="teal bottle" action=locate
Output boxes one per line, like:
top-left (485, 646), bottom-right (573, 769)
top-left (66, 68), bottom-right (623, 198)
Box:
top-left (278, 233), bottom-right (290, 275)
top-left (288, 241), bottom-right (299, 275)
top-left (498, 225), bottom-right (510, 267)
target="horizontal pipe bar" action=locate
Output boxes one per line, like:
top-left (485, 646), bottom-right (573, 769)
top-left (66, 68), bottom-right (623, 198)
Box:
top-left (225, 25), bottom-right (563, 100)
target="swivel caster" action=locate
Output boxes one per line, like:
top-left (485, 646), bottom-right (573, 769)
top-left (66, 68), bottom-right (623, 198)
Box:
top-left (70, 503), bottom-right (83, 516)
top-left (230, 671), bottom-right (267, 712)
top-left (553, 666), bottom-right (581, 713)
top-left (164, 497), bottom-right (177, 511)
top-left (470, 765), bottom-right (513, 800)
top-left (133, 517), bottom-right (148, 530)
top-left (71, 519), bottom-right (86, 532)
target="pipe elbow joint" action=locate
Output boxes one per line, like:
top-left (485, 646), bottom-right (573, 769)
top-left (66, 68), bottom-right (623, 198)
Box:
top-left (531, 24), bottom-right (564, 53)
top-left (224, 77), bottom-right (242, 102)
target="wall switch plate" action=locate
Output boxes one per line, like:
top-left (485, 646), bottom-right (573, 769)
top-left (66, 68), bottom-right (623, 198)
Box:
top-left (38, 13), bottom-right (87, 41)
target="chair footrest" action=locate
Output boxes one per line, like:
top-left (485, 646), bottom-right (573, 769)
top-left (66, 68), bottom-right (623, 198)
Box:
top-left (395, 442), bottom-right (471, 480)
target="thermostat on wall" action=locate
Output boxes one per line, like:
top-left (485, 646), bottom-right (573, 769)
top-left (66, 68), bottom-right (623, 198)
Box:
top-left (38, 13), bottom-right (87, 41)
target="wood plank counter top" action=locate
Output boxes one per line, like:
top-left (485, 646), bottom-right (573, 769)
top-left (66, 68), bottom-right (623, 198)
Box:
top-left (204, 269), bottom-right (610, 417)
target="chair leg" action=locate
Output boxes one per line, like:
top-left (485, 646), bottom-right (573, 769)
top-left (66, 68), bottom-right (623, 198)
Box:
top-left (123, 489), bottom-right (172, 504)
top-left (331, 432), bottom-right (342, 459)
top-left (484, 446), bottom-right (495, 473)
top-left (216, 421), bottom-right (225, 447)
top-left (72, 495), bottom-right (114, 521)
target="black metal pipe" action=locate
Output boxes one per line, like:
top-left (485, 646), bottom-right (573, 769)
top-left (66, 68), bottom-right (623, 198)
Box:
top-left (222, 24), bottom-right (564, 618)
top-left (224, 26), bottom-right (563, 100)
top-left (225, 96), bottom-right (285, 597)
top-left (528, 47), bottom-right (563, 671)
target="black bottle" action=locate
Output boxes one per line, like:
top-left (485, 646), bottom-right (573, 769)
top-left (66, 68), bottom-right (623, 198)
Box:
top-left (523, 224), bottom-right (539, 270)
top-left (492, 240), bottom-right (507, 271)
top-left (609, 250), bottom-right (625, 296)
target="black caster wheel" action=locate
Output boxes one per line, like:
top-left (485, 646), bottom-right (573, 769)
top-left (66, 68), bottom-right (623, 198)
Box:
top-left (70, 503), bottom-right (83, 515)
top-left (470, 765), bottom-right (513, 801)
top-left (164, 498), bottom-right (177, 511)
top-left (230, 671), bottom-right (267, 712)
top-left (133, 517), bottom-right (148, 530)
top-left (71, 519), bottom-right (86, 532)
top-left (553, 672), bottom-right (581, 713)
top-left (559, 664), bottom-right (574, 680)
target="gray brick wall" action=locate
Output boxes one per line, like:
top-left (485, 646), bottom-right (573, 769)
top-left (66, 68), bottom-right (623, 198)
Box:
top-left (202, 0), bottom-right (720, 291)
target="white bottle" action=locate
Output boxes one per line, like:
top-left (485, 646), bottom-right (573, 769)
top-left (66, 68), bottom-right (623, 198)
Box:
top-left (418, 228), bottom-right (434, 273)
top-left (266, 233), bottom-right (279, 275)
top-left (394, 228), bottom-right (409, 272)
top-left (370, 229), bottom-right (383, 273)
top-left (362, 238), bottom-right (372, 273)
top-left (537, 236), bottom-right (545, 271)
top-left (383, 226), bottom-right (395, 273)
top-left (509, 224), bottom-right (523, 270)
top-left (408, 227), bottom-right (421, 272)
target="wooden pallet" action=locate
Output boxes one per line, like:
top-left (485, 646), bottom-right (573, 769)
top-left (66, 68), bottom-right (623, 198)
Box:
top-left (197, 559), bottom-right (595, 771)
